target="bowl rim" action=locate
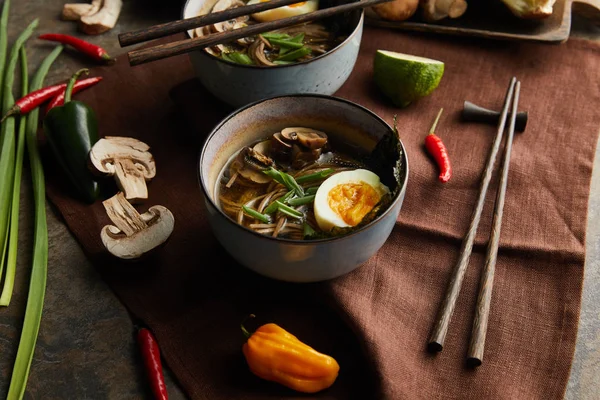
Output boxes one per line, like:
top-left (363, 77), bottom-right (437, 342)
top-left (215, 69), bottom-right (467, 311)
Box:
top-left (197, 93), bottom-right (410, 245)
top-left (182, 0), bottom-right (365, 70)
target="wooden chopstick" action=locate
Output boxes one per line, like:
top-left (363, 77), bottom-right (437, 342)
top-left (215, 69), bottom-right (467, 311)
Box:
top-left (119, 0), bottom-right (314, 47)
top-left (126, 0), bottom-right (394, 66)
top-left (467, 81), bottom-right (521, 367)
top-left (427, 77), bottom-right (517, 353)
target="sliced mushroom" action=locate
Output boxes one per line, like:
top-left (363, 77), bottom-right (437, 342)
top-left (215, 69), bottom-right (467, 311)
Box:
top-left (280, 128), bottom-right (298, 142)
top-left (101, 192), bottom-right (174, 260)
top-left (193, 25), bottom-right (220, 56)
top-left (89, 136), bottom-right (156, 203)
top-left (79, 0), bottom-right (123, 35)
top-left (291, 144), bottom-right (322, 169)
top-left (62, 0), bottom-right (103, 21)
top-left (229, 147), bottom-right (272, 184)
top-left (282, 127), bottom-right (328, 150)
top-left (234, 22), bottom-right (254, 46)
top-left (252, 140), bottom-right (271, 156)
top-left (270, 132), bottom-right (293, 159)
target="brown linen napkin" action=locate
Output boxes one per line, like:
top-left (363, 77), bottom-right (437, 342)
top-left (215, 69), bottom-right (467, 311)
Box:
top-left (44, 27), bottom-right (600, 400)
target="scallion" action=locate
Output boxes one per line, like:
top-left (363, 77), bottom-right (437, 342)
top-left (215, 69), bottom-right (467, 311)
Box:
top-left (264, 190), bottom-right (293, 214)
top-left (0, 18), bottom-right (38, 303)
top-left (263, 167), bottom-right (304, 197)
top-left (0, 46), bottom-right (28, 307)
top-left (295, 168), bottom-right (335, 184)
top-left (261, 32), bottom-right (290, 40)
top-left (242, 205), bottom-right (271, 223)
top-left (303, 222), bottom-right (316, 238)
top-left (268, 38), bottom-right (304, 49)
top-left (287, 195), bottom-right (315, 207)
top-left (274, 200), bottom-right (303, 219)
top-left (306, 186), bottom-right (319, 195)
top-left (276, 46), bottom-right (311, 62)
top-left (228, 52), bottom-right (254, 65)
top-left (289, 33), bottom-right (305, 43)
top-left (6, 44), bottom-right (63, 400)
top-left (0, 0), bottom-right (9, 108)
top-left (273, 60), bottom-right (293, 65)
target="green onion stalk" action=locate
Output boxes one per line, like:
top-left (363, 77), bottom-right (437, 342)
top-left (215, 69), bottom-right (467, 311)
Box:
top-left (0, 18), bottom-right (38, 291)
top-left (0, 46), bottom-right (28, 306)
top-left (0, 0), bottom-right (10, 108)
top-left (6, 44), bottom-right (63, 400)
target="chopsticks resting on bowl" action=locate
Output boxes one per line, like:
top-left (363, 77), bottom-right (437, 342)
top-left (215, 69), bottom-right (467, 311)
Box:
top-left (119, 0), bottom-right (323, 47)
top-left (467, 81), bottom-right (521, 367)
top-left (428, 77), bottom-right (520, 362)
top-left (120, 0), bottom-right (394, 66)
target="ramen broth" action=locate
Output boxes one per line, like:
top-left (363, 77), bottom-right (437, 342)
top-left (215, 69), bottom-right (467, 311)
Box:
top-left (193, 0), bottom-right (347, 66)
top-left (215, 127), bottom-right (392, 240)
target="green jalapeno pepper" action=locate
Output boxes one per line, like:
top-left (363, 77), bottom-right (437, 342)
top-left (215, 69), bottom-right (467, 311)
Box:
top-left (43, 68), bottom-right (99, 203)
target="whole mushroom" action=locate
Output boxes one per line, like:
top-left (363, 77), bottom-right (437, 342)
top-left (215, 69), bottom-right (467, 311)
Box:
top-left (372, 0), bottom-right (419, 21)
top-left (421, 0), bottom-right (468, 22)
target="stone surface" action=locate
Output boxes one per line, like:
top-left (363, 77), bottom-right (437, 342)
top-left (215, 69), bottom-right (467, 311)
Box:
top-left (0, 1), bottom-right (598, 399)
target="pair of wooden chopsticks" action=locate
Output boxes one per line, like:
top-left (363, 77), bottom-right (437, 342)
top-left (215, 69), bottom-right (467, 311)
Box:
top-left (118, 0), bottom-right (395, 66)
top-left (428, 77), bottom-right (522, 367)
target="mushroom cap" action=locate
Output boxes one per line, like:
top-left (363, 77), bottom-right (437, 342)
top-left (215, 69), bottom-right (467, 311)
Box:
top-left (89, 136), bottom-right (156, 179)
top-left (372, 0), bottom-right (419, 21)
top-left (101, 205), bottom-right (175, 260)
top-left (281, 127), bottom-right (328, 150)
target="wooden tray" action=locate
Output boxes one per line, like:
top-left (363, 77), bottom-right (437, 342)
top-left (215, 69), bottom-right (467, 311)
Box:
top-left (365, 0), bottom-right (600, 43)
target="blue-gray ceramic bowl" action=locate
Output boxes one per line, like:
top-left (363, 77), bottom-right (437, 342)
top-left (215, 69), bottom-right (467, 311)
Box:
top-left (183, 0), bottom-right (364, 108)
top-left (198, 95), bottom-right (409, 283)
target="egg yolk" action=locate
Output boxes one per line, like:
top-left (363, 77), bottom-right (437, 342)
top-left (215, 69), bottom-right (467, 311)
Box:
top-left (327, 182), bottom-right (381, 227)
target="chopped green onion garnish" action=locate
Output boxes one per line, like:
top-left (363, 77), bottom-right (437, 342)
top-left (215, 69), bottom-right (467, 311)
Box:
top-left (274, 201), bottom-right (303, 219)
top-left (305, 186), bottom-right (318, 195)
top-left (278, 46), bottom-right (292, 56)
top-left (289, 33), bottom-right (305, 43)
top-left (230, 52), bottom-right (254, 65)
top-left (264, 190), bottom-right (293, 214)
top-left (273, 60), bottom-right (293, 65)
top-left (263, 167), bottom-right (304, 196)
top-left (276, 46), bottom-right (311, 62)
top-left (262, 32), bottom-right (290, 40)
top-left (242, 205), bottom-right (271, 223)
top-left (287, 195), bottom-right (315, 206)
top-left (303, 222), bottom-right (316, 238)
top-left (268, 38), bottom-right (304, 49)
top-left (296, 168), bottom-right (335, 184)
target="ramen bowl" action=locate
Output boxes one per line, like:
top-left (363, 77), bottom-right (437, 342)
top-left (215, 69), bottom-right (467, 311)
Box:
top-left (183, 0), bottom-right (364, 108)
top-left (198, 95), bottom-right (409, 283)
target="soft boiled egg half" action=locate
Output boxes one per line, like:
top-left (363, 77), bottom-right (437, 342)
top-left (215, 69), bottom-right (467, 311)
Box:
top-left (247, 0), bottom-right (319, 22)
top-left (314, 169), bottom-right (390, 232)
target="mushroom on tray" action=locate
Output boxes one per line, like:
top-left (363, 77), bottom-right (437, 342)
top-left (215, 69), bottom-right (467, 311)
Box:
top-left (371, 0), bottom-right (420, 22)
top-left (421, 0), bottom-right (468, 22)
top-left (89, 136), bottom-right (156, 203)
top-left (501, 0), bottom-right (556, 19)
top-left (101, 192), bottom-right (175, 260)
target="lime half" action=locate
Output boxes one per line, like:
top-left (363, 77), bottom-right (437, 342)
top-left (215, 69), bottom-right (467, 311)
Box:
top-left (374, 50), bottom-right (445, 108)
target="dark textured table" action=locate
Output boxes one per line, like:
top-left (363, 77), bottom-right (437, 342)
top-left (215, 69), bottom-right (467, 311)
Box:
top-left (0, 1), bottom-right (598, 399)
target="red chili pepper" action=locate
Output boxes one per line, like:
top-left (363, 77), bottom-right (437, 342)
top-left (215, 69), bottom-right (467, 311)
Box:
top-left (424, 108), bottom-right (452, 183)
top-left (137, 327), bottom-right (169, 400)
top-left (38, 33), bottom-right (115, 64)
top-left (46, 76), bottom-right (103, 111)
top-left (1, 77), bottom-right (103, 122)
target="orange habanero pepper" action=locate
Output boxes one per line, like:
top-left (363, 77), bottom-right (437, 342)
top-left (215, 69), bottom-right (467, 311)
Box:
top-left (241, 315), bottom-right (340, 393)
